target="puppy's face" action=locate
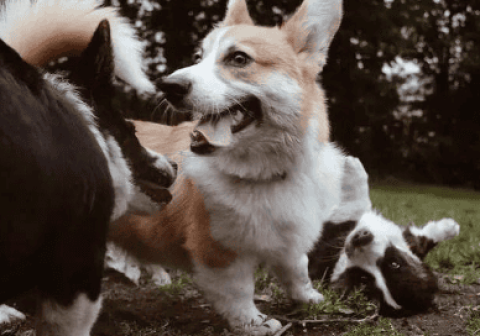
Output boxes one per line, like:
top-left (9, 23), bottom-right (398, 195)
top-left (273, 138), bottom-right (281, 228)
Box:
top-left (331, 214), bottom-right (460, 314)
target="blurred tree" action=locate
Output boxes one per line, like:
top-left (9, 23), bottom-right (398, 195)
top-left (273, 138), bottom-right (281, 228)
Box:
top-left (94, 0), bottom-right (479, 188)
top-left (392, 0), bottom-right (480, 188)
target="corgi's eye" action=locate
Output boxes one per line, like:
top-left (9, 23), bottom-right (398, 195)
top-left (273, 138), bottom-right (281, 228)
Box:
top-left (227, 51), bottom-right (252, 67)
top-left (192, 49), bottom-right (203, 64)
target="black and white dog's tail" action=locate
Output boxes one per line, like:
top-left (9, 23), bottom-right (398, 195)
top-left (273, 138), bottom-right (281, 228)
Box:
top-left (0, 0), bottom-right (153, 94)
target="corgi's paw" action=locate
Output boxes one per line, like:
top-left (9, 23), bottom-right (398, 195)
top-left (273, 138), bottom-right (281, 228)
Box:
top-left (0, 305), bottom-right (26, 325)
top-left (433, 218), bottom-right (460, 242)
top-left (147, 264), bottom-right (172, 286)
top-left (232, 313), bottom-right (282, 336)
top-left (292, 287), bottom-right (324, 305)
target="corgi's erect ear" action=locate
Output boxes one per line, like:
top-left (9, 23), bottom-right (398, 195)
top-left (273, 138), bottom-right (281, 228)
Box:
top-left (282, 0), bottom-right (342, 67)
top-left (222, 0), bottom-right (254, 26)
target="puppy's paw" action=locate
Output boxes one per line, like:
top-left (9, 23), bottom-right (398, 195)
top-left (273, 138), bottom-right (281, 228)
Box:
top-left (0, 305), bottom-right (26, 325)
top-left (432, 218), bottom-right (460, 242)
top-left (329, 156), bottom-right (371, 223)
top-left (343, 156), bottom-right (368, 187)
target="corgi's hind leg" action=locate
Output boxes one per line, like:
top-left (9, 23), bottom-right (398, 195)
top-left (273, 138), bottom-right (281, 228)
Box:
top-left (194, 257), bottom-right (282, 335)
top-left (36, 293), bottom-right (102, 336)
top-left (272, 253), bottom-right (323, 304)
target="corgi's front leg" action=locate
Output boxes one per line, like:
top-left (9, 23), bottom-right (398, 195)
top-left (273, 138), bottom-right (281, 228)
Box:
top-left (194, 257), bottom-right (282, 335)
top-left (271, 253), bottom-right (324, 304)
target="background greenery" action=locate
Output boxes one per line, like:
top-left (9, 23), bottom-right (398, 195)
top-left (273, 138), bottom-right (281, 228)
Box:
top-left (98, 0), bottom-right (480, 190)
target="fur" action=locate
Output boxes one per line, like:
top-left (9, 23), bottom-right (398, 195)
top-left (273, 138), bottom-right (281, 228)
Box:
top-left (111, 1), bottom-right (346, 333)
top-left (311, 213), bottom-right (460, 315)
top-left (0, 2), bottom-right (176, 334)
top-left (0, 0), bottom-right (153, 93)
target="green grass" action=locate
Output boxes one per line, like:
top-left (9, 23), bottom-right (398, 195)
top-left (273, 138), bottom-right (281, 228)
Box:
top-left (466, 305), bottom-right (480, 336)
top-left (157, 182), bottom-right (479, 335)
top-left (343, 318), bottom-right (404, 336)
top-left (370, 182), bottom-right (480, 283)
top-left (157, 272), bottom-right (193, 297)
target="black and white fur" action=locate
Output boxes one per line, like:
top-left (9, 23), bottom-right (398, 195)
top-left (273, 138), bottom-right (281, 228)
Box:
top-left (0, 6), bottom-right (175, 336)
top-left (308, 158), bottom-right (460, 315)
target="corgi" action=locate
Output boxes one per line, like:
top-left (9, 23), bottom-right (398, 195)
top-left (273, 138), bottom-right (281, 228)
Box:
top-left (113, 121), bottom-right (460, 325)
top-left (0, 0), bottom-right (176, 334)
top-left (110, 0), bottom-right (347, 333)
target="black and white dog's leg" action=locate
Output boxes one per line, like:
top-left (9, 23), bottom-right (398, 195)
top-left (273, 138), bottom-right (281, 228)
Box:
top-left (404, 219), bottom-right (460, 259)
top-left (0, 304), bottom-right (26, 325)
top-left (329, 156), bottom-right (372, 224)
top-left (36, 294), bottom-right (102, 336)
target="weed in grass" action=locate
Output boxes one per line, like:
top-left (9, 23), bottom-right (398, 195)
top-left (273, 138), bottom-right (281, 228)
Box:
top-left (466, 306), bottom-right (480, 336)
top-left (300, 282), bottom-right (376, 319)
top-left (343, 317), bottom-right (404, 336)
top-left (157, 273), bottom-right (192, 297)
top-left (254, 267), bottom-right (285, 302)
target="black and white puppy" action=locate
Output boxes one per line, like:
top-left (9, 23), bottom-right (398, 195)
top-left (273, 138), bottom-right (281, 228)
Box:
top-left (0, 4), bottom-right (175, 336)
top-left (308, 159), bottom-right (460, 315)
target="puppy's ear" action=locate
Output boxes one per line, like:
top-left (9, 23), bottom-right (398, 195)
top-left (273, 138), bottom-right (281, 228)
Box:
top-left (222, 0), bottom-right (254, 26)
top-left (282, 0), bottom-right (342, 69)
top-left (403, 227), bottom-right (437, 260)
top-left (403, 218), bottom-right (460, 260)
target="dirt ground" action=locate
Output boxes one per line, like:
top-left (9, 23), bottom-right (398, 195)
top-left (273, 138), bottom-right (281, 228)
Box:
top-left (1, 269), bottom-right (479, 336)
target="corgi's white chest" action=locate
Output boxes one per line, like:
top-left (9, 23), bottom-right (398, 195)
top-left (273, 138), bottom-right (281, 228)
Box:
top-left (183, 143), bottom-right (344, 254)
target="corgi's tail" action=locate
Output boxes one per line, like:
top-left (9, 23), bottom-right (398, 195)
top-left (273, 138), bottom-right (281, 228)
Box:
top-left (0, 0), bottom-right (154, 93)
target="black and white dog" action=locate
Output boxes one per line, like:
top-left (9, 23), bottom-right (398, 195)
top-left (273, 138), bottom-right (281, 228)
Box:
top-left (0, 0), bottom-right (176, 334)
top-left (308, 158), bottom-right (460, 315)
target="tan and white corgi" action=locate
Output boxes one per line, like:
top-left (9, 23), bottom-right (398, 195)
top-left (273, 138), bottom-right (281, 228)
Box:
top-left (110, 0), bottom-right (347, 334)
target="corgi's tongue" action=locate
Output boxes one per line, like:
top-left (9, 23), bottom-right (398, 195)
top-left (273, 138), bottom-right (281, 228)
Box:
top-left (194, 112), bottom-right (241, 147)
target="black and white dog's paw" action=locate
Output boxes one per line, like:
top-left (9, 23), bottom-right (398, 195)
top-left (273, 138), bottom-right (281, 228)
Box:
top-left (132, 148), bottom-right (178, 207)
top-left (413, 218), bottom-right (460, 243)
top-left (343, 156), bottom-right (369, 188)
top-left (0, 304), bottom-right (26, 325)
top-left (330, 156), bottom-right (372, 223)
top-left (146, 148), bottom-right (178, 186)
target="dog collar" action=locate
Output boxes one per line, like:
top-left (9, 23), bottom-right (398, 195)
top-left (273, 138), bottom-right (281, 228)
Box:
top-left (228, 171), bottom-right (287, 184)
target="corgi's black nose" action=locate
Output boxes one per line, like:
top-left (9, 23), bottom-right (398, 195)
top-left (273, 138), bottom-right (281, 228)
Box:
top-left (158, 77), bottom-right (192, 104)
top-left (351, 229), bottom-right (374, 248)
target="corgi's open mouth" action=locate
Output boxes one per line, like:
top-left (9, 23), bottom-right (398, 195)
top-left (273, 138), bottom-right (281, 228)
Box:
top-left (191, 96), bottom-right (261, 152)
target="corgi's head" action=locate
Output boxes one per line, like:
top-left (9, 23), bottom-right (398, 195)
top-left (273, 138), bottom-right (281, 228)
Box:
top-left (159, 0), bottom-right (342, 180)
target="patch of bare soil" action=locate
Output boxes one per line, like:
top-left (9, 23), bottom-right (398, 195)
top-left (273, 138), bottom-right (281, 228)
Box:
top-left (1, 271), bottom-right (478, 336)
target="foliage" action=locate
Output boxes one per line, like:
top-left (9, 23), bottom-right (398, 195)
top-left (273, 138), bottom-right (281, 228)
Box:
top-left (343, 318), bottom-right (404, 336)
top-left (100, 0), bottom-right (480, 188)
top-left (467, 307), bottom-right (480, 336)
